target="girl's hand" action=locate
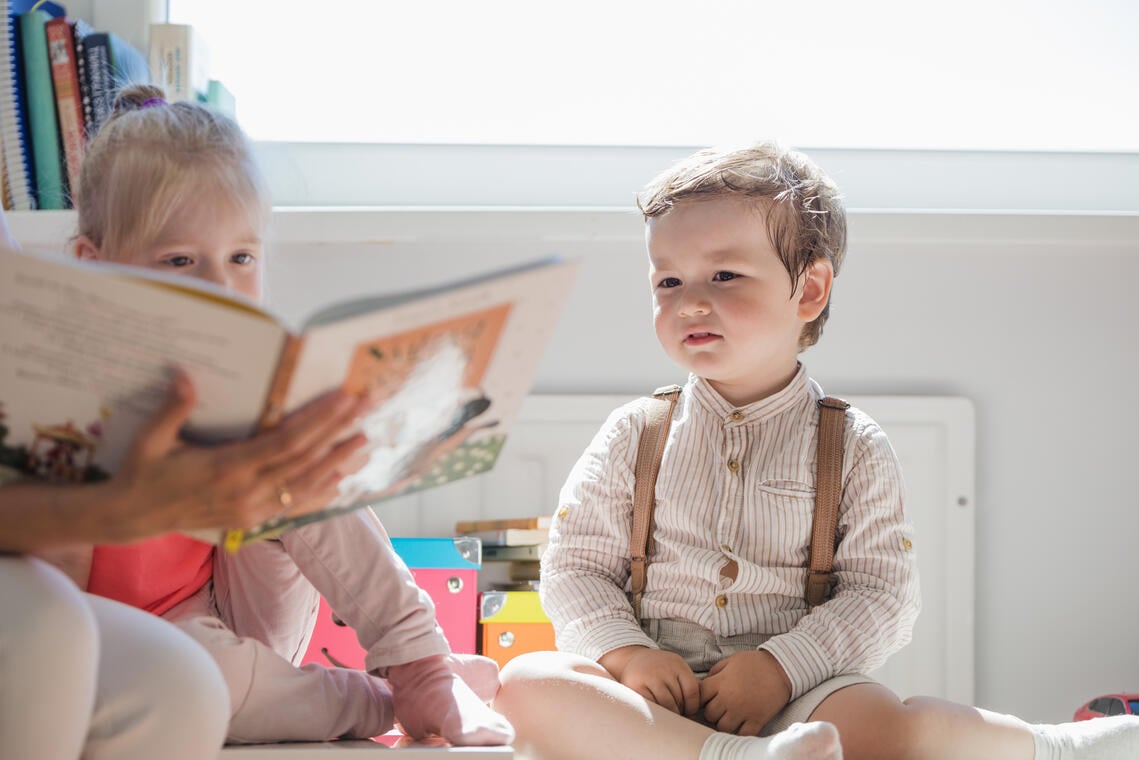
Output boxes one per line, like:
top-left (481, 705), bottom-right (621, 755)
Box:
top-left (101, 370), bottom-right (373, 542)
top-left (600, 645), bottom-right (702, 717)
top-left (700, 650), bottom-right (791, 736)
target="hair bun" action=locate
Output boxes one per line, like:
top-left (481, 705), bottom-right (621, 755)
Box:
top-left (111, 84), bottom-right (169, 115)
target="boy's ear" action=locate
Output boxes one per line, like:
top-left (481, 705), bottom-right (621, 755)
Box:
top-left (797, 259), bottom-right (834, 322)
top-left (73, 235), bottom-right (101, 261)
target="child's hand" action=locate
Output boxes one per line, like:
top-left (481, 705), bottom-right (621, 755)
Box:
top-left (599, 645), bottom-right (701, 717)
top-left (700, 650), bottom-right (791, 736)
top-left (103, 370), bottom-right (372, 542)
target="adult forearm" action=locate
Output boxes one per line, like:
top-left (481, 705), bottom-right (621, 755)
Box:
top-left (0, 481), bottom-right (118, 551)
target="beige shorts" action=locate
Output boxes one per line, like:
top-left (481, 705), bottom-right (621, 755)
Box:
top-left (642, 617), bottom-right (875, 736)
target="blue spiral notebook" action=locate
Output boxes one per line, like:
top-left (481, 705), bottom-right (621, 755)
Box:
top-left (0, 0), bottom-right (64, 210)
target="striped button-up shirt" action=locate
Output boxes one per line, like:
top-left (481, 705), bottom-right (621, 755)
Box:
top-left (540, 365), bottom-right (920, 699)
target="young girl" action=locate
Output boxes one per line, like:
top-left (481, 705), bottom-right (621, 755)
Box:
top-left (68, 84), bottom-right (514, 747)
top-left (0, 220), bottom-right (366, 755)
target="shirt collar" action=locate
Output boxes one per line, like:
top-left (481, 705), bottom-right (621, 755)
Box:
top-left (686, 363), bottom-right (813, 423)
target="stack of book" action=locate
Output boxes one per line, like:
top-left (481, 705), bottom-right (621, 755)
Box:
top-left (1, 0), bottom-right (149, 210)
top-left (455, 516), bottom-right (551, 592)
top-left (0, 2), bottom-right (232, 212)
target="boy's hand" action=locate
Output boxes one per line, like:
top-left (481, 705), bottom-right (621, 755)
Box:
top-left (700, 650), bottom-right (791, 736)
top-left (599, 645), bottom-right (701, 717)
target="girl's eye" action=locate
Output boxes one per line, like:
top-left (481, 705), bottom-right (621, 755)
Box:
top-left (712, 271), bottom-right (738, 282)
top-left (231, 252), bottom-right (256, 265)
top-left (658, 276), bottom-right (681, 288)
top-left (166, 255), bottom-right (193, 268)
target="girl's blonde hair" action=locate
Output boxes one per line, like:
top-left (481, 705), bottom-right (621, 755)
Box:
top-left (75, 84), bottom-right (270, 259)
top-left (637, 141), bottom-right (847, 351)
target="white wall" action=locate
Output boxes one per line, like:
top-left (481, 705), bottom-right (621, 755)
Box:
top-left (12, 207), bottom-right (1138, 724)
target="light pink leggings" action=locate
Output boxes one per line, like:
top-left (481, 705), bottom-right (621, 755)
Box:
top-left (164, 508), bottom-right (452, 743)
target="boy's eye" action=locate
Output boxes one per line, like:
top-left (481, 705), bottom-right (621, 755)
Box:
top-left (165, 255), bottom-right (193, 268)
top-left (657, 276), bottom-right (681, 288)
top-left (231, 252), bottom-right (256, 265)
top-left (712, 271), bottom-right (739, 281)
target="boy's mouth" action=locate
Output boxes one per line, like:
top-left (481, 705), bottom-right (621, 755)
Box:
top-left (684, 331), bottom-right (721, 346)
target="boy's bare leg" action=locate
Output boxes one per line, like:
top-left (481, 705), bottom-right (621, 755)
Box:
top-left (812, 683), bottom-right (1139, 760)
top-left (495, 651), bottom-right (841, 760)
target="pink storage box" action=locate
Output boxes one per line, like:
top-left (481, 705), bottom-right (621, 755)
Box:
top-left (301, 536), bottom-right (482, 669)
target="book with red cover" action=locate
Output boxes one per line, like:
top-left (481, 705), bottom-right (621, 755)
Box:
top-left (45, 15), bottom-right (83, 204)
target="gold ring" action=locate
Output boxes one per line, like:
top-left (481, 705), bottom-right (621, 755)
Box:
top-left (276, 485), bottom-right (293, 509)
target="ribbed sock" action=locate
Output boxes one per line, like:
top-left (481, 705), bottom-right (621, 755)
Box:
top-left (698, 722), bottom-right (841, 760)
top-left (1032, 716), bottom-right (1139, 760)
top-left (698, 732), bottom-right (773, 760)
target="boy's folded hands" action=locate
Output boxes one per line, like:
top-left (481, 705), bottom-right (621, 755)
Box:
top-left (600, 645), bottom-right (702, 718)
top-left (700, 650), bottom-right (792, 736)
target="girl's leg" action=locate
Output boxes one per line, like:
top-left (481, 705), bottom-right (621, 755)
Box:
top-left (172, 611), bottom-right (395, 743)
top-left (278, 509), bottom-right (512, 745)
top-left (495, 650), bottom-right (841, 760)
top-left (212, 534), bottom-right (321, 664)
top-left (0, 556), bottom-right (98, 760)
top-left (810, 683), bottom-right (1139, 760)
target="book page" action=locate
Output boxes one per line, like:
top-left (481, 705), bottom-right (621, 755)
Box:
top-left (234, 257), bottom-right (576, 541)
top-left (0, 250), bottom-right (286, 479)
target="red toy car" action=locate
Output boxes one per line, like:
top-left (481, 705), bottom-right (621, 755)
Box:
top-left (1074, 693), bottom-right (1139, 720)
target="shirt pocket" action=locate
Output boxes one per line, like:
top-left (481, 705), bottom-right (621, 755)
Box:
top-left (749, 479), bottom-right (816, 565)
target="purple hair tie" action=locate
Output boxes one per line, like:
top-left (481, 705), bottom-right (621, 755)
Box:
top-left (140, 97), bottom-right (167, 109)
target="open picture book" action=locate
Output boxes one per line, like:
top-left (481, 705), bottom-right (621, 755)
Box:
top-left (0, 246), bottom-right (577, 550)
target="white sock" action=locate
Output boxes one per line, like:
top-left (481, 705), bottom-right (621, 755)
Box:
top-left (698, 722), bottom-right (842, 760)
top-left (698, 732), bottom-right (772, 760)
top-left (1032, 716), bottom-right (1139, 760)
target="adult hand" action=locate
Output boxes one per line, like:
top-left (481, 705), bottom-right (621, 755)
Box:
top-left (599, 645), bottom-right (701, 717)
top-left (700, 649), bottom-right (792, 736)
top-left (102, 370), bottom-right (372, 542)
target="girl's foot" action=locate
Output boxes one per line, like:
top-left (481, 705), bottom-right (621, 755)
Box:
top-left (387, 655), bottom-right (514, 746)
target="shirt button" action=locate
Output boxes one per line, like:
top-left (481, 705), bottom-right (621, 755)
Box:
top-left (729, 411), bottom-right (744, 422)
top-left (556, 506), bottom-right (570, 519)
top-left (715, 594), bottom-right (728, 608)
top-left (902, 538), bottom-right (913, 551)
top-left (727, 459), bottom-right (740, 473)
top-left (720, 543), bottom-right (732, 553)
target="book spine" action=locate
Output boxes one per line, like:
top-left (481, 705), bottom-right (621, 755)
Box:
top-left (81, 33), bottom-right (114, 136)
top-left (222, 334), bottom-right (306, 549)
top-left (45, 16), bottom-right (83, 204)
top-left (2, 2), bottom-right (36, 209)
top-left (18, 9), bottom-right (64, 210)
top-left (256, 333), bottom-right (306, 432)
top-left (148, 23), bottom-right (207, 102)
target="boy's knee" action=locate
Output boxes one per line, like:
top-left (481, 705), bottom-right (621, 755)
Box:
top-left (499, 650), bottom-right (595, 686)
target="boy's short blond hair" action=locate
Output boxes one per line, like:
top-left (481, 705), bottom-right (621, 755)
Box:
top-left (637, 141), bottom-right (847, 350)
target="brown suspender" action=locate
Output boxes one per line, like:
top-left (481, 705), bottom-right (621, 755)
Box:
top-left (629, 385), bottom-right (682, 621)
top-left (628, 389), bottom-right (849, 620)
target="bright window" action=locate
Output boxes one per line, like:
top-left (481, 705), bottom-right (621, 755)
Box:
top-left (170, 0), bottom-right (1138, 152)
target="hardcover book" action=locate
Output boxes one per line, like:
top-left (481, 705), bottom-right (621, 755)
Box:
top-left (18, 7), bottom-right (65, 209)
top-left (0, 246), bottom-right (576, 550)
top-left (45, 15), bottom-right (84, 202)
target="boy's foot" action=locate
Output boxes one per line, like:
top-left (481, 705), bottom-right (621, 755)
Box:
top-left (1033, 716), bottom-right (1139, 760)
top-left (387, 655), bottom-right (515, 746)
top-left (699, 722), bottom-right (842, 760)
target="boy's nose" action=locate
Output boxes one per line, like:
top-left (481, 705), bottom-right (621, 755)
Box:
top-left (678, 292), bottom-right (711, 317)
